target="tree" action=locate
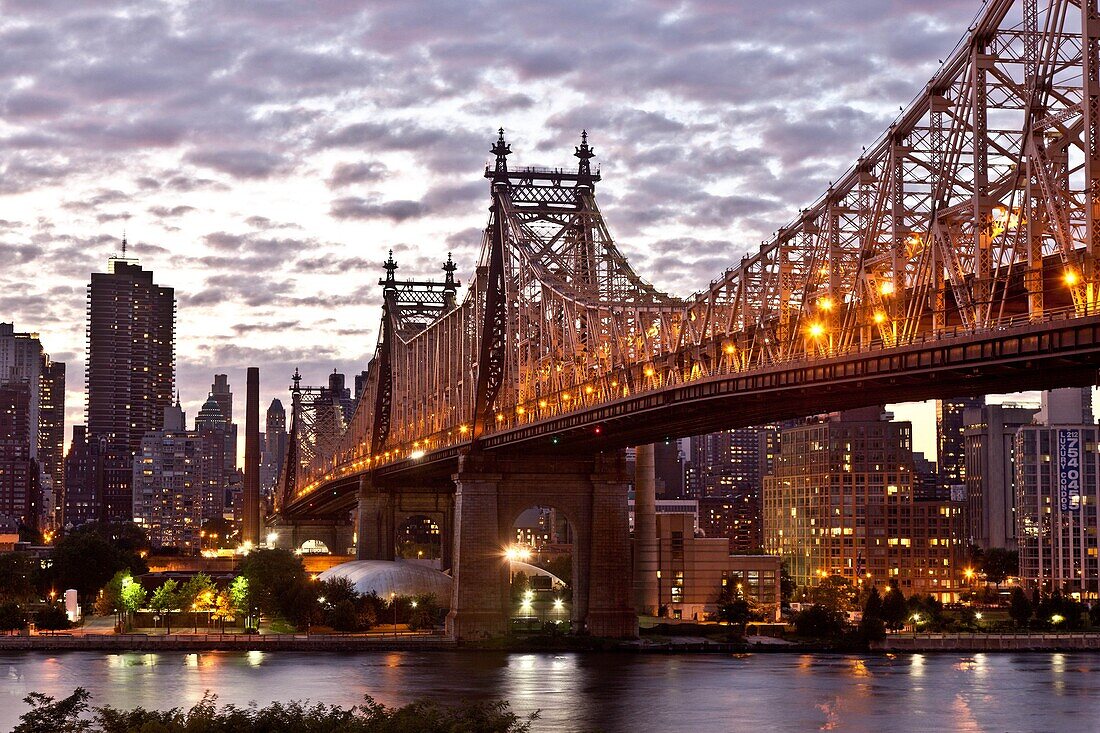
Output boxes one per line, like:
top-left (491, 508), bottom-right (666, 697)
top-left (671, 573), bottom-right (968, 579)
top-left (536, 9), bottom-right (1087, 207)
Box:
top-left (408, 594), bottom-right (442, 631)
top-left (12, 688), bottom-right (91, 733)
top-left (330, 600), bottom-right (360, 631)
top-left (228, 576), bottom-right (254, 630)
top-left (35, 605), bottom-right (70, 632)
top-left (119, 577), bottom-right (146, 630)
top-left (48, 527), bottom-right (148, 609)
top-left (0, 553), bottom-right (40, 603)
top-left (93, 572), bottom-right (125, 622)
top-left (149, 580), bottom-right (180, 634)
top-left (1009, 587), bottom-right (1032, 629)
top-left (792, 604), bottom-right (845, 637)
top-left (0, 602), bottom-right (26, 634)
top-left (237, 548), bottom-right (307, 618)
top-left (805, 575), bottom-right (857, 613)
top-left (880, 580), bottom-right (907, 632)
top-left (715, 582), bottom-right (761, 629)
top-left (178, 573), bottom-right (216, 630)
top-left (779, 562), bottom-right (796, 606)
top-left (981, 548), bottom-right (1018, 589)
top-left (857, 586), bottom-right (886, 640)
top-left (211, 592), bottom-right (235, 633)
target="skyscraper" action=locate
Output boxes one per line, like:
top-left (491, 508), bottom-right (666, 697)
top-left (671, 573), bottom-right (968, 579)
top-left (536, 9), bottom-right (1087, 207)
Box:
top-left (132, 402), bottom-right (203, 551)
top-left (63, 426), bottom-right (103, 528)
top-left (195, 393), bottom-right (230, 521)
top-left (86, 251), bottom-right (175, 521)
top-left (764, 407), bottom-right (964, 600)
top-left (963, 403), bottom-right (1038, 550)
top-left (937, 397), bottom-right (984, 486)
top-left (210, 374), bottom-right (237, 470)
top-left (0, 382), bottom-right (39, 529)
top-left (262, 398), bottom-right (288, 499)
top-left (1016, 388), bottom-right (1099, 596)
top-left (37, 358), bottom-right (65, 527)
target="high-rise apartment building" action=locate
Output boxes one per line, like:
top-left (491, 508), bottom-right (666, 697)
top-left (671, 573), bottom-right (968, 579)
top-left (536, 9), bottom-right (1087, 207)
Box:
top-left (763, 407), bottom-right (964, 600)
top-left (963, 403), bottom-right (1038, 550)
top-left (37, 358), bottom-right (65, 524)
top-left (0, 383), bottom-right (39, 529)
top-left (86, 253), bottom-right (175, 521)
top-left (132, 402), bottom-right (203, 550)
top-left (0, 323), bottom-right (64, 530)
top-left (210, 374), bottom-right (237, 471)
top-left (688, 425), bottom-right (779, 551)
top-left (63, 426), bottom-right (102, 528)
top-left (195, 394), bottom-right (231, 521)
top-left (937, 397), bottom-right (984, 486)
top-left (1016, 388), bottom-right (1099, 597)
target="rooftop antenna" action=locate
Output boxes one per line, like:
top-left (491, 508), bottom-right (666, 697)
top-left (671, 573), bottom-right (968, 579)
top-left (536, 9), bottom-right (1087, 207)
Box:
top-left (122, 230), bottom-right (128, 258)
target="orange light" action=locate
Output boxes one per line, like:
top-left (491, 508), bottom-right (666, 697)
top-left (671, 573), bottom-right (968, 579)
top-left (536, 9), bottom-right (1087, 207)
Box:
top-left (538, 399), bottom-right (548, 408)
top-left (516, 406), bottom-right (526, 415)
top-left (873, 311), bottom-right (886, 324)
top-left (562, 393), bottom-right (571, 402)
top-left (723, 344), bottom-right (735, 354)
top-left (818, 297), bottom-right (833, 311)
top-left (584, 385), bottom-right (594, 395)
top-left (644, 367), bottom-right (655, 377)
top-left (879, 281), bottom-right (894, 296)
top-left (1065, 269), bottom-right (1080, 286)
top-left (496, 413), bottom-right (504, 422)
top-left (459, 424), bottom-right (469, 434)
top-left (808, 322), bottom-right (825, 338)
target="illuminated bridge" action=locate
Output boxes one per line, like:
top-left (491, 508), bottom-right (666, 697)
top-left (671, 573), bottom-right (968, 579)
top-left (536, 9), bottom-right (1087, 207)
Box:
top-left (273, 0), bottom-right (1100, 639)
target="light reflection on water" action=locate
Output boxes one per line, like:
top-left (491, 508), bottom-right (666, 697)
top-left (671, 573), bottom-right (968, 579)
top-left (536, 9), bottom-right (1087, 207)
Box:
top-left (1, 651), bottom-right (1098, 732)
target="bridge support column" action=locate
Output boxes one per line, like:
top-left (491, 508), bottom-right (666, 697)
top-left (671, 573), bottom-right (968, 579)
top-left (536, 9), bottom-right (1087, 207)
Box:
top-left (585, 453), bottom-right (638, 638)
top-left (633, 444), bottom-right (660, 617)
top-left (446, 466), bottom-right (509, 640)
top-left (446, 450), bottom-right (637, 641)
top-left (356, 477), bottom-right (394, 561)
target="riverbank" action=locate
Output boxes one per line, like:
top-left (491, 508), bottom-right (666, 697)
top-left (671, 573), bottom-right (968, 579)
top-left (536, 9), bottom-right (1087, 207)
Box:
top-left (872, 631), bottom-right (1100, 652)
top-left (0, 632), bottom-right (455, 652)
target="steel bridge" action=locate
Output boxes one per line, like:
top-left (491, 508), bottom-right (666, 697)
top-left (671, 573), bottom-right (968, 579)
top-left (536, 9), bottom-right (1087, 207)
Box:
top-left (272, 1), bottom-right (1100, 639)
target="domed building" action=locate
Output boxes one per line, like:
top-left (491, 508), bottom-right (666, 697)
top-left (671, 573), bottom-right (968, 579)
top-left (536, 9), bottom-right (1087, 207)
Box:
top-left (318, 560), bottom-right (453, 601)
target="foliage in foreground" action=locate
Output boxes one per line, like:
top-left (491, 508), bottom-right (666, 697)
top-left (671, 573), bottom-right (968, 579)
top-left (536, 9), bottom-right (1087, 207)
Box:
top-left (14, 688), bottom-right (537, 733)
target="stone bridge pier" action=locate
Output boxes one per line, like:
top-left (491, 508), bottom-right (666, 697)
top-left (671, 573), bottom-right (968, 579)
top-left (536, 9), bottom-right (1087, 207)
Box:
top-left (356, 478), bottom-right (454, 569)
top-left (445, 450), bottom-right (637, 641)
top-left (267, 517), bottom-right (355, 555)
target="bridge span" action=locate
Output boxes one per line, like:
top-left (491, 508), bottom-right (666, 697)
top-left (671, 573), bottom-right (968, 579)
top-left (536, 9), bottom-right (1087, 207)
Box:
top-left (273, 0), bottom-right (1100, 639)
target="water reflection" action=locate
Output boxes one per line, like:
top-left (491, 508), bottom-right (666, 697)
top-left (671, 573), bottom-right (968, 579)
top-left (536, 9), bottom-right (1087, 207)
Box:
top-left (1, 651), bottom-right (1098, 732)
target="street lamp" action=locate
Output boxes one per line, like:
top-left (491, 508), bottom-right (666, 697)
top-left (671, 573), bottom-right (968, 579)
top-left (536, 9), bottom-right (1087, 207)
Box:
top-left (391, 592), bottom-right (398, 636)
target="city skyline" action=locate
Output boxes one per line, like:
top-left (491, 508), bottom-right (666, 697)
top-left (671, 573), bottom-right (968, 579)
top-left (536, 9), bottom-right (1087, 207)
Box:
top-left (1, 1), bottom-right (987, 454)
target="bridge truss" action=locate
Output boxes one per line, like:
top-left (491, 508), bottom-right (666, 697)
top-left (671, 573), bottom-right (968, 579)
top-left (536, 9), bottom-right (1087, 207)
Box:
top-left (284, 0), bottom-right (1100, 510)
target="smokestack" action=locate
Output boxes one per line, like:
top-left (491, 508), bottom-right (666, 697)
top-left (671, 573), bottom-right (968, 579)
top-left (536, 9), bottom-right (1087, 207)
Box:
top-left (244, 367), bottom-right (261, 546)
top-left (634, 444), bottom-right (659, 616)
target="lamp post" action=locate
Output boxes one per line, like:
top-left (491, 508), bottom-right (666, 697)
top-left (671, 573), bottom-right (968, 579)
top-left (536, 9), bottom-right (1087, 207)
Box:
top-left (391, 592), bottom-right (398, 636)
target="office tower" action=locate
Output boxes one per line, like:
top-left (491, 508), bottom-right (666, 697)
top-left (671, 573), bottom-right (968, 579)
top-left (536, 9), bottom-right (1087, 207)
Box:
top-left (195, 394), bottom-right (230, 521)
top-left (688, 425), bottom-right (779, 551)
top-left (37, 358), bottom-right (65, 525)
top-left (963, 403), bottom-right (1038, 550)
top-left (353, 370), bottom-right (370, 401)
top-left (327, 370), bottom-right (354, 423)
top-left (63, 426), bottom-right (102, 527)
top-left (937, 396), bottom-right (984, 486)
top-left (261, 398), bottom-right (288, 499)
top-left (86, 251), bottom-right (175, 520)
top-left (763, 406), bottom-right (965, 600)
top-left (0, 382), bottom-right (40, 529)
top-left (210, 374), bottom-right (238, 471)
top-left (1016, 388), bottom-right (1100, 595)
top-left (132, 402), bottom-right (203, 551)
top-left (243, 367), bottom-right (260, 546)
top-left (0, 323), bottom-right (43, 458)
top-left (654, 439), bottom-right (684, 498)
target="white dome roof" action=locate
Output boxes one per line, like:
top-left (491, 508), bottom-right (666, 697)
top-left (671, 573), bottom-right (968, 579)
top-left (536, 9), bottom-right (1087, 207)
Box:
top-left (318, 560), bottom-right (452, 603)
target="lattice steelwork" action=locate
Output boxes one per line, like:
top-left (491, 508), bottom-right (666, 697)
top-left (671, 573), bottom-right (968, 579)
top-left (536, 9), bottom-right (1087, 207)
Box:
top-left (287, 0), bottom-right (1100, 504)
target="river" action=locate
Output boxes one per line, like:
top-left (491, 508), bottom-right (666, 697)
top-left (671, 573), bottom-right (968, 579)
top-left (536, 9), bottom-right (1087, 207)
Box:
top-left (1, 650), bottom-right (1098, 731)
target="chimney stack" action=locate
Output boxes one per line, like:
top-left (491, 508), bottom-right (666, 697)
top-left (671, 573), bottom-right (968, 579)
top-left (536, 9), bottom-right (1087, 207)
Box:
top-left (243, 367), bottom-right (261, 546)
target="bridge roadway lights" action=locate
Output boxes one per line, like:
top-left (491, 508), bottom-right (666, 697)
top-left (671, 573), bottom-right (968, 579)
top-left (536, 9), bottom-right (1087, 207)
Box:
top-left (445, 450), bottom-right (638, 641)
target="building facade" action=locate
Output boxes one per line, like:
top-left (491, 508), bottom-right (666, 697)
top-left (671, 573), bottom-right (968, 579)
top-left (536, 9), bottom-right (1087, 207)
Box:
top-left (132, 403), bottom-right (203, 550)
top-left (86, 254), bottom-right (175, 521)
top-left (0, 382), bottom-right (39, 529)
top-left (654, 513), bottom-right (781, 621)
top-left (763, 407), bottom-right (964, 601)
top-left (1015, 389), bottom-right (1099, 597)
top-left (937, 397), bottom-right (984, 487)
top-left (963, 403), bottom-right (1038, 550)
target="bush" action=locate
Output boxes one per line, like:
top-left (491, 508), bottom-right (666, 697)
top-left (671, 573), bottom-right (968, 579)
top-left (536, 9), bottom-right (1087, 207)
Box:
top-left (15, 688), bottom-right (538, 733)
top-left (330, 600), bottom-right (360, 632)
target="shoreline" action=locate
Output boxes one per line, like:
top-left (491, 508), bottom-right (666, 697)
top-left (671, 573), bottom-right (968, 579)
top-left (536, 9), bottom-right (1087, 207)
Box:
top-left (4, 631), bottom-right (1100, 654)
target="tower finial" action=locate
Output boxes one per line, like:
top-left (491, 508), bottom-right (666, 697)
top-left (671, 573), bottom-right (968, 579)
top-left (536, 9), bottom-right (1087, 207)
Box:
top-left (291, 367), bottom-right (302, 392)
top-left (381, 249), bottom-right (398, 292)
top-left (575, 129), bottom-right (595, 182)
top-left (121, 230), bottom-right (127, 258)
top-left (489, 127), bottom-right (511, 182)
top-left (442, 252), bottom-right (459, 309)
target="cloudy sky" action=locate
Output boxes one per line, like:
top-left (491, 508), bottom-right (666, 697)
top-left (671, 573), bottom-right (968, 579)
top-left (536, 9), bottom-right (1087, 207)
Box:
top-left (1, 0), bottom-right (1009, 458)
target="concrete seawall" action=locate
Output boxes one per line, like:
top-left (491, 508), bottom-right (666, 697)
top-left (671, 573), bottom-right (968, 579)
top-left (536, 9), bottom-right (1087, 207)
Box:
top-left (0, 633), bottom-right (455, 652)
top-left (873, 633), bottom-right (1100, 652)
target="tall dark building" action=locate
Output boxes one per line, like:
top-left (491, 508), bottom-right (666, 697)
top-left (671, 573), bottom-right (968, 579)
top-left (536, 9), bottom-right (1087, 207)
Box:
top-left (86, 252), bottom-right (175, 521)
top-left (37, 358), bottom-right (65, 525)
top-left (262, 398), bottom-right (288, 499)
top-left (210, 374), bottom-right (237, 470)
top-left (195, 394), bottom-right (231, 521)
top-left (0, 382), bottom-right (40, 529)
top-left (63, 425), bottom-right (103, 527)
top-left (327, 370), bottom-right (354, 423)
top-left (352, 370), bottom-right (370, 402)
top-left (654, 439), bottom-right (684, 498)
top-left (937, 397), bottom-right (984, 486)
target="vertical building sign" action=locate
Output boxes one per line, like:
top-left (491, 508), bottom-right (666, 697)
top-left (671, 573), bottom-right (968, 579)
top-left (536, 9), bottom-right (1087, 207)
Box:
top-left (1057, 429), bottom-right (1082, 512)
